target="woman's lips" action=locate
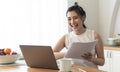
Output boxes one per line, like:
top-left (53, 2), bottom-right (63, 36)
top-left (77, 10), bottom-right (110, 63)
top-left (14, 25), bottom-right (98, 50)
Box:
top-left (71, 24), bottom-right (78, 29)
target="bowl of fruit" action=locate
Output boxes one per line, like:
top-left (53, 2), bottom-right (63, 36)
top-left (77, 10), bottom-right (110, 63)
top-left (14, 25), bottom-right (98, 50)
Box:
top-left (0, 48), bottom-right (20, 64)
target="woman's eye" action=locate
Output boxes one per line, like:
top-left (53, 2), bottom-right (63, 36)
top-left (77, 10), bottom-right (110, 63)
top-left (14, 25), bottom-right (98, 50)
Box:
top-left (68, 18), bottom-right (71, 21)
top-left (74, 16), bottom-right (78, 19)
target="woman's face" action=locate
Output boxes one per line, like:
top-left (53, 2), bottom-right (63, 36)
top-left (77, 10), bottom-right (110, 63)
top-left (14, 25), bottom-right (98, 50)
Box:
top-left (67, 11), bottom-right (84, 31)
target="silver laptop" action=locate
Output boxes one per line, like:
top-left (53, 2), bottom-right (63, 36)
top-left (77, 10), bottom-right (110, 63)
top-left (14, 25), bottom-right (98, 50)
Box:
top-left (19, 45), bottom-right (59, 70)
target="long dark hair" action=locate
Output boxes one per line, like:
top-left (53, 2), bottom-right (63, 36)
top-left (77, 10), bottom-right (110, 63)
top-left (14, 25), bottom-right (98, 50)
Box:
top-left (66, 2), bottom-right (86, 28)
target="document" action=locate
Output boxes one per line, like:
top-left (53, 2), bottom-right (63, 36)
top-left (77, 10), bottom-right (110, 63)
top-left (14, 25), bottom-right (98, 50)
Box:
top-left (64, 40), bottom-right (97, 59)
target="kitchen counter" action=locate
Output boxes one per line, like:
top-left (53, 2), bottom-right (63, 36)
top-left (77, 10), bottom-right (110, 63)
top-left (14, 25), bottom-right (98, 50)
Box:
top-left (104, 45), bottom-right (120, 51)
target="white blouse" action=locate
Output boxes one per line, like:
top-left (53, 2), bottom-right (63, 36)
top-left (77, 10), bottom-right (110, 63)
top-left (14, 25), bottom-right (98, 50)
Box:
top-left (65, 29), bottom-right (98, 69)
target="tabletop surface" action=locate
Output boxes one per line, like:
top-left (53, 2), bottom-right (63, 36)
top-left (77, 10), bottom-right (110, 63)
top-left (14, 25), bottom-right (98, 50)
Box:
top-left (0, 60), bottom-right (105, 72)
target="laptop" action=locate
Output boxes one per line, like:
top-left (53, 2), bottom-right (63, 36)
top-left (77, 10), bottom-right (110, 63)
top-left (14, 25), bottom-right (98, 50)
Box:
top-left (19, 45), bottom-right (59, 70)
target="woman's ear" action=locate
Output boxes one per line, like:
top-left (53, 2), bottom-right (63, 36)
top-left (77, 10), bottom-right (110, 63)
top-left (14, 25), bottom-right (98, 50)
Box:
top-left (82, 16), bottom-right (86, 22)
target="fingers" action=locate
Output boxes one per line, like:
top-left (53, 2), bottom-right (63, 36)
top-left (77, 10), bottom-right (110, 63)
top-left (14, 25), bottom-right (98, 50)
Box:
top-left (81, 52), bottom-right (92, 60)
top-left (82, 52), bottom-right (92, 57)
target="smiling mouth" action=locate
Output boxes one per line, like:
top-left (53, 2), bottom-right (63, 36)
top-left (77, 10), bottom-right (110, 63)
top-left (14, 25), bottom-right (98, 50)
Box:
top-left (71, 24), bottom-right (78, 29)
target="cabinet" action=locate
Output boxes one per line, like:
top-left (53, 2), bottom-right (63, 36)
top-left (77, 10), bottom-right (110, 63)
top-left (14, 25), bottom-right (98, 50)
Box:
top-left (99, 50), bottom-right (112, 72)
top-left (112, 51), bottom-right (120, 72)
top-left (99, 49), bottom-right (120, 72)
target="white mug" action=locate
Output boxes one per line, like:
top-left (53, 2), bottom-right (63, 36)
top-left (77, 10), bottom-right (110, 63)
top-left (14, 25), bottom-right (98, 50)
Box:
top-left (59, 58), bottom-right (72, 72)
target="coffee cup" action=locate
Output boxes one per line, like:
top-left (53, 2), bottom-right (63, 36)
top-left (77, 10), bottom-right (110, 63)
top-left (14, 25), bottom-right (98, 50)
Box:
top-left (58, 58), bottom-right (72, 72)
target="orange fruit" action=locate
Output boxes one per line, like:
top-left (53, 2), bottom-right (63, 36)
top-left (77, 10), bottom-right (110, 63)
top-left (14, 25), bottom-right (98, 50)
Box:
top-left (4, 48), bottom-right (12, 54)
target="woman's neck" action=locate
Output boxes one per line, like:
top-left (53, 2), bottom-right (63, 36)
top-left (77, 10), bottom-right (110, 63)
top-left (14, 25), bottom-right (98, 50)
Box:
top-left (74, 28), bottom-right (86, 35)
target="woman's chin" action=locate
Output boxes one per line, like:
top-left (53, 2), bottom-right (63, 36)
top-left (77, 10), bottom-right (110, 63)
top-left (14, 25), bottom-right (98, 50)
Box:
top-left (72, 28), bottom-right (78, 31)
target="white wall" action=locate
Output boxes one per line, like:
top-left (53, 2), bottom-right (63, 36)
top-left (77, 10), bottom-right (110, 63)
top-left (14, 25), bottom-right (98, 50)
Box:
top-left (109, 0), bottom-right (120, 37)
top-left (114, 5), bottom-right (120, 35)
top-left (99, 0), bottom-right (117, 44)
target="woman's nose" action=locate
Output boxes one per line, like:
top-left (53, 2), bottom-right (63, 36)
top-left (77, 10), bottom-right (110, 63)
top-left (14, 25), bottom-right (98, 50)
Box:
top-left (70, 19), bottom-right (75, 24)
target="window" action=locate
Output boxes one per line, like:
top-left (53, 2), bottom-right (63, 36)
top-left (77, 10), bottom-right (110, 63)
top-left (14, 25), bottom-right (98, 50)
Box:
top-left (0, 0), bottom-right (68, 53)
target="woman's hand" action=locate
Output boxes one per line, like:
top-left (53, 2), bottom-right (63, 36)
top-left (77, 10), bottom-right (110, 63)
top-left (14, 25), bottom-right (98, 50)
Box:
top-left (54, 52), bottom-right (66, 60)
top-left (82, 52), bottom-right (105, 66)
top-left (81, 52), bottom-right (93, 61)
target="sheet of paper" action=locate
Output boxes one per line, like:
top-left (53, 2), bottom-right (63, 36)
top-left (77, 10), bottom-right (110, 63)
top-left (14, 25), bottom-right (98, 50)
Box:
top-left (64, 40), bottom-right (97, 59)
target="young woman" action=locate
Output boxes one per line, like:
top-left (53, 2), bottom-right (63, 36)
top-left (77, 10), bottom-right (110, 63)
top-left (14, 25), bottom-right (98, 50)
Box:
top-left (53, 2), bottom-right (105, 69)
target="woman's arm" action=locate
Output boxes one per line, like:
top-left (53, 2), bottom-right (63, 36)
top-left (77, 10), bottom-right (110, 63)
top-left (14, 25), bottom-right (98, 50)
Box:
top-left (82, 31), bottom-right (105, 66)
top-left (54, 52), bottom-right (66, 60)
top-left (92, 31), bottom-right (105, 66)
top-left (53, 35), bottom-right (66, 59)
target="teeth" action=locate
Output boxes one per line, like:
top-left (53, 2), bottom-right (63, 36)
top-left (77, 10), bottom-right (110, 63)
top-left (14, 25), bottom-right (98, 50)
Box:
top-left (71, 24), bottom-right (78, 29)
top-left (72, 25), bottom-right (76, 28)
top-left (72, 24), bottom-right (77, 27)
